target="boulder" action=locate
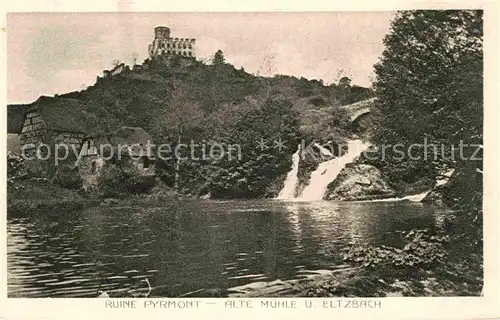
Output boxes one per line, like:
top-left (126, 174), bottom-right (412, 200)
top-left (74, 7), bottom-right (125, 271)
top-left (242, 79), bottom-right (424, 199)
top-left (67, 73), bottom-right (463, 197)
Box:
top-left (421, 185), bottom-right (447, 206)
top-left (325, 164), bottom-right (395, 201)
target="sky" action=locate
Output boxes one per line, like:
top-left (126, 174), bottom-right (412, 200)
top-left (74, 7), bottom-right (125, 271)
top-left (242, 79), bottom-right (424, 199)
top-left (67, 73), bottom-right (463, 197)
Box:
top-left (7, 12), bottom-right (394, 104)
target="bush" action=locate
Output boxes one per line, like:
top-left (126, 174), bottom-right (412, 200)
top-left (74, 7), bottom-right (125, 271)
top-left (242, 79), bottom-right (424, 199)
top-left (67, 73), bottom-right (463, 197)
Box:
top-left (52, 165), bottom-right (83, 189)
top-left (343, 229), bottom-right (450, 270)
top-left (97, 163), bottom-right (156, 196)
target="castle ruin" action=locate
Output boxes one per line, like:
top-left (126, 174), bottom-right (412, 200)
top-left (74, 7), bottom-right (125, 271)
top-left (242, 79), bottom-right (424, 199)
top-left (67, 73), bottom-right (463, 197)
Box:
top-left (148, 26), bottom-right (196, 58)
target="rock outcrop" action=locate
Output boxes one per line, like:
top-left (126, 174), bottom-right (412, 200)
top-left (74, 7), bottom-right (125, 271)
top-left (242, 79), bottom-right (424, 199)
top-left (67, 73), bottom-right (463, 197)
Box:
top-left (324, 163), bottom-right (395, 201)
top-left (421, 185), bottom-right (448, 206)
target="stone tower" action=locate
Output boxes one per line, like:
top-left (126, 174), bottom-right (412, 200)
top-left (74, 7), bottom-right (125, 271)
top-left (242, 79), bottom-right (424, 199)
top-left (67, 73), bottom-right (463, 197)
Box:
top-left (148, 26), bottom-right (196, 58)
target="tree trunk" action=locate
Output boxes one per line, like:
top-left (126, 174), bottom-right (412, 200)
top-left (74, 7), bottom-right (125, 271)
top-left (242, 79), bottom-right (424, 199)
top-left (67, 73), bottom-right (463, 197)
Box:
top-left (174, 133), bottom-right (181, 192)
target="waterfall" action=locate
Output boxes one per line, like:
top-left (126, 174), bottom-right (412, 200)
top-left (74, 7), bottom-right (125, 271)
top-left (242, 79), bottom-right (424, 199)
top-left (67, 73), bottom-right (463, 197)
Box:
top-left (363, 169), bottom-right (456, 203)
top-left (400, 169), bottom-right (455, 202)
top-left (298, 140), bottom-right (369, 201)
top-left (276, 145), bottom-right (301, 199)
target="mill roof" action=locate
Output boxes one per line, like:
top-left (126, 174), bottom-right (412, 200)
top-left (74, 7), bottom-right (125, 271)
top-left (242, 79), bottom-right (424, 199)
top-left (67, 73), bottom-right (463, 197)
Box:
top-left (86, 126), bottom-right (154, 157)
top-left (7, 104), bottom-right (28, 133)
top-left (8, 96), bottom-right (90, 134)
top-left (31, 96), bottom-right (89, 133)
top-left (108, 126), bottom-right (153, 146)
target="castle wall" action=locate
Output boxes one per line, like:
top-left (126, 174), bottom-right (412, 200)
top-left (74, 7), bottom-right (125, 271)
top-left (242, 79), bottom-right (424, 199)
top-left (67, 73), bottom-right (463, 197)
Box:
top-left (155, 26), bottom-right (170, 40)
top-left (149, 26), bottom-right (196, 58)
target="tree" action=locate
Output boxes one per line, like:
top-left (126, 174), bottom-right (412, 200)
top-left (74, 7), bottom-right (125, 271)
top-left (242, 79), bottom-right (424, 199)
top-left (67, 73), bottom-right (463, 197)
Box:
top-left (258, 54), bottom-right (276, 77)
top-left (374, 10), bottom-right (483, 148)
top-left (154, 85), bottom-right (204, 191)
top-left (333, 68), bottom-right (353, 85)
top-left (338, 76), bottom-right (351, 88)
top-left (131, 52), bottom-right (139, 66)
top-left (212, 50), bottom-right (225, 65)
top-left (112, 59), bottom-right (122, 68)
top-left (372, 10), bottom-right (483, 242)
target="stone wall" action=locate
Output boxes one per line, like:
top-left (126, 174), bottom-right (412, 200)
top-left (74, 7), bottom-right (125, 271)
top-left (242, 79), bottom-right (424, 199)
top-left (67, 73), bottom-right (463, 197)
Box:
top-left (78, 155), bottom-right (155, 190)
top-left (78, 154), bottom-right (105, 189)
top-left (149, 26), bottom-right (196, 58)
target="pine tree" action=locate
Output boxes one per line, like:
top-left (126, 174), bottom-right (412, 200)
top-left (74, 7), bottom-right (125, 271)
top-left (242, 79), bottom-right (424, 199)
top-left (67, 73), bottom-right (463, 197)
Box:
top-left (212, 50), bottom-right (225, 65)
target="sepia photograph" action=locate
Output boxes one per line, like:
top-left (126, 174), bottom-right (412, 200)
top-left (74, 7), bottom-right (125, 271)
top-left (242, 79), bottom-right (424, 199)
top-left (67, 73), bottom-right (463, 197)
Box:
top-left (5, 9), bottom-right (485, 301)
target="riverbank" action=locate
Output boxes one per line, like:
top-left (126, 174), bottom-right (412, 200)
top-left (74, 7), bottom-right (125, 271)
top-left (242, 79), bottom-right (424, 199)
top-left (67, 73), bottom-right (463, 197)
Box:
top-left (6, 178), bottom-right (184, 217)
top-left (227, 227), bottom-right (482, 298)
top-left (7, 179), bottom-right (90, 217)
top-left (227, 259), bottom-right (482, 298)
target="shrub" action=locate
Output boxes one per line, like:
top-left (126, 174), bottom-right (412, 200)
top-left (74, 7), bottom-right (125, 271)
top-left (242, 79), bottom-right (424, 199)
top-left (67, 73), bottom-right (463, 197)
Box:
top-left (97, 163), bottom-right (155, 196)
top-left (52, 165), bottom-right (83, 189)
top-left (343, 229), bottom-right (450, 270)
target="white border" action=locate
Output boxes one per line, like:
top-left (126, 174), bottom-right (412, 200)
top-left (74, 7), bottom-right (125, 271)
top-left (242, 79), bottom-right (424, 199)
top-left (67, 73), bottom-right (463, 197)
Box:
top-left (1, 1), bottom-right (499, 320)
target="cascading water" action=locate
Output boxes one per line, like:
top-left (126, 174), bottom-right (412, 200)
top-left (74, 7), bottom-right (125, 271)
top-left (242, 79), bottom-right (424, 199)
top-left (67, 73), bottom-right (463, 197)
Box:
top-left (364, 169), bottom-right (456, 203)
top-left (298, 139), bottom-right (369, 201)
top-left (276, 145), bottom-right (301, 199)
top-left (276, 139), bottom-right (455, 203)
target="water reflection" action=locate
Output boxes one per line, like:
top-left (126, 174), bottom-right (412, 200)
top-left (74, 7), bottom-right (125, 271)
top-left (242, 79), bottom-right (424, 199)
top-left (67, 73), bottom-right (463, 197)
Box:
top-left (8, 200), bottom-right (439, 297)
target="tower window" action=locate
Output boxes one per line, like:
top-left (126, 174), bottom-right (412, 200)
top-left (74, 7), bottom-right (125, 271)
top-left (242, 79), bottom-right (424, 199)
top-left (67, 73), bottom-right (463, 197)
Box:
top-left (91, 161), bottom-right (96, 174)
top-left (188, 52), bottom-right (192, 56)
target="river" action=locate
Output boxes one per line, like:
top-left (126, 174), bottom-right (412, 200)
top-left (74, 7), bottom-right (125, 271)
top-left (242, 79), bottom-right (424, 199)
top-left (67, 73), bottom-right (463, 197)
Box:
top-left (7, 199), bottom-right (446, 298)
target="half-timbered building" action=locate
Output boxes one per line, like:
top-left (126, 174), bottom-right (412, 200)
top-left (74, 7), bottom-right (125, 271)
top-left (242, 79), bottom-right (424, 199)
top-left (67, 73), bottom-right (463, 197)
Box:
top-left (18, 96), bottom-right (88, 157)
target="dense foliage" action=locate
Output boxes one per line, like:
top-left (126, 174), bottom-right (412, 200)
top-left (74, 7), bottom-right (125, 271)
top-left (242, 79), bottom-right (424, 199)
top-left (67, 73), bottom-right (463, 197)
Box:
top-left (304, 228), bottom-right (482, 297)
top-left (344, 229), bottom-right (450, 270)
top-left (97, 162), bottom-right (156, 197)
top-left (52, 165), bottom-right (83, 190)
top-left (313, 10), bottom-right (486, 298)
top-left (52, 53), bottom-right (373, 198)
top-left (374, 11), bottom-right (482, 147)
top-left (371, 10), bottom-right (483, 237)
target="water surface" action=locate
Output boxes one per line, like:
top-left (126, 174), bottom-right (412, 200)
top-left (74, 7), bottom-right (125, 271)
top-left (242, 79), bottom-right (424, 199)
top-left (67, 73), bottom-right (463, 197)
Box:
top-left (7, 199), bottom-right (443, 297)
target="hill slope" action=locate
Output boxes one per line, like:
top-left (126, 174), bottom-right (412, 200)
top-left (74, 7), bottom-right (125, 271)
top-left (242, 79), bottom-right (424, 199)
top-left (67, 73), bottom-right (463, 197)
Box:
top-left (8, 56), bottom-right (375, 198)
